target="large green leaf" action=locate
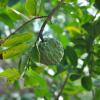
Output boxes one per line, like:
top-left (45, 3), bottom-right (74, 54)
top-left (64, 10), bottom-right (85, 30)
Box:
top-left (3, 43), bottom-right (30, 59)
top-left (2, 33), bottom-right (34, 47)
top-left (81, 76), bottom-right (92, 91)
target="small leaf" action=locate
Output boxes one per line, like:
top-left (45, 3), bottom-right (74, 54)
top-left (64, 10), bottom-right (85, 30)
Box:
top-left (81, 76), bottom-right (92, 91)
top-left (70, 74), bottom-right (81, 81)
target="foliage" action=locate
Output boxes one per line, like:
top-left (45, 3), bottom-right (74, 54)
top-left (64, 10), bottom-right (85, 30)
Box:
top-left (0, 0), bottom-right (100, 99)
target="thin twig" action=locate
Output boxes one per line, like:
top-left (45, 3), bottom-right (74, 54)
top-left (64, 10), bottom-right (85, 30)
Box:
top-left (55, 74), bottom-right (69, 100)
top-left (7, 16), bottom-right (47, 39)
top-left (36, 0), bottom-right (65, 42)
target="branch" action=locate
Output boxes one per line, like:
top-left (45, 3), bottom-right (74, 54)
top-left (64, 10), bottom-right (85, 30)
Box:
top-left (55, 74), bottom-right (69, 100)
top-left (7, 16), bottom-right (47, 39)
top-left (37, 0), bottom-right (65, 42)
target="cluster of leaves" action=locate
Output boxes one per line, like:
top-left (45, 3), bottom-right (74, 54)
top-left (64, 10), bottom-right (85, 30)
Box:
top-left (0, 0), bottom-right (100, 99)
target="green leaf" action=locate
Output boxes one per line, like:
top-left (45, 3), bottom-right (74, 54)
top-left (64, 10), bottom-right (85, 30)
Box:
top-left (65, 46), bottom-right (78, 67)
top-left (25, 0), bottom-right (37, 16)
top-left (94, 0), bottom-right (100, 10)
top-left (81, 76), bottom-right (92, 91)
top-left (3, 43), bottom-right (30, 59)
top-left (25, 68), bottom-right (51, 97)
top-left (70, 74), bottom-right (81, 81)
top-left (0, 68), bottom-right (20, 84)
top-left (64, 83), bottom-right (84, 95)
top-left (2, 33), bottom-right (34, 47)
